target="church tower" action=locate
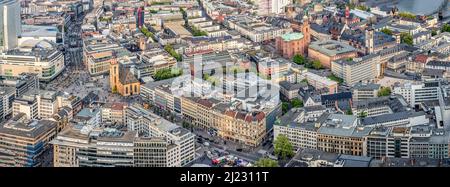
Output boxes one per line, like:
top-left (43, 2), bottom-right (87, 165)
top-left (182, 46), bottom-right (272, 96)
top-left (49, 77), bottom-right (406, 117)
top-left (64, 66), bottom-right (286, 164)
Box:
top-left (365, 27), bottom-right (374, 54)
top-left (110, 56), bottom-right (119, 93)
top-left (302, 15), bottom-right (311, 55)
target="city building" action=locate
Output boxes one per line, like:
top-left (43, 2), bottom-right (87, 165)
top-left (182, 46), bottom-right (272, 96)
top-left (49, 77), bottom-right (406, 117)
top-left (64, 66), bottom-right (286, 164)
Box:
top-left (352, 95), bottom-right (408, 117)
top-left (256, 0), bottom-right (291, 16)
top-left (274, 108), bottom-right (318, 150)
top-left (0, 40), bottom-right (65, 82)
top-left (101, 102), bottom-right (127, 125)
top-left (0, 0), bottom-right (21, 51)
top-left (52, 125), bottom-right (183, 167)
top-left (331, 55), bottom-right (381, 86)
top-left (393, 80), bottom-right (441, 107)
top-left (316, 113), bottom-right (372, 156)
top-left (299, 72), bottom-right (338, 94)
top-left (125, 104), bottom-right (195, 166)
top-left (275, 16), bottom-right (310, 59)
top-left (308, 40), bottom-right (358, 68)
top-left (110, 58), bottom-right (140, 97)
top-left (0, 73), bottom-right (39, 97)
top-left (0, 86), bottom-right (15, 120)
top-left (225, 15), bottom-right (292, 43)
top-left (352, 83), bottom-right (381, 102)
top-left (0, 114), bottom-right (57, 167)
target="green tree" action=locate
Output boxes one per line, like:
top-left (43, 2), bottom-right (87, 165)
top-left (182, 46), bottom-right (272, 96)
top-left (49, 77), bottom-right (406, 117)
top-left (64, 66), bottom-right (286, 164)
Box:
top-left (164, 44), bottom-right (182, 61)
top-left (346, 109), bottom-right (353, 115)
top-left (400, 32), bottom-right (413, 45)
top-left (291, 98), bottom-right (303, 108)
top-left (381, 28), bottom-right (393, 35)
top-left (282, 102), bottom-right (289, 114)
top-left (254, 158), bottom-right (279, 167)
top-left (432, 30), bottom-right (438, 36)
top-left (293, 54), bottom-right (306, 65)
top-left (378, 87), bottom-right (392, 97)
top-left (274, 135), bottom-right (295, 160)
top-left (327, 74), bottom-right (343, 84)
top-left (312, 60), bottom-right (323, 70)
top-left (442, 24), bottom-right (450, 33)
top-left (154, 68), bottom-right (182, 81)
top-left (399, 12), bottom-right (416, 19)
top-left (358, 111), bottom-right (368, 118)
top-left (190, 25), bottom-right (208, 36)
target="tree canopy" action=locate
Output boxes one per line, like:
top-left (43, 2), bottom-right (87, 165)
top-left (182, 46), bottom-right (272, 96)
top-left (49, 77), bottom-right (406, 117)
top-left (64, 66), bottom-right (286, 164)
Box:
top-left (254, 158), bottom-right (279, 167)
top-left (274, 135), bottom-right (295, 160)
top-left (154, 68), bottom-right (182, 81)
top-left (378, 87), bottom-right (392, 97)
top-left (291, 98), bottom-right (303, 108)
top-left (293, 54), bottom-right (306, 65)
top-left (400, 32), bottom-right (413, 45)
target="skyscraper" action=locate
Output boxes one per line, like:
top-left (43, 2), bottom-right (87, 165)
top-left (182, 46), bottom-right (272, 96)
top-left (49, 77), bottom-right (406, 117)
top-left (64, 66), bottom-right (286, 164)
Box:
top-left (136, 7), bottom-right (144, 28)
top-left (0, 0), bottom-right (21, 51)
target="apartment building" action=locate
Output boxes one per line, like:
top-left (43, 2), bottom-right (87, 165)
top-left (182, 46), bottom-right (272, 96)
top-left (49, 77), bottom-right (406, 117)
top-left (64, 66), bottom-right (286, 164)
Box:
top-left (101, 102), bottom-right (127, 125)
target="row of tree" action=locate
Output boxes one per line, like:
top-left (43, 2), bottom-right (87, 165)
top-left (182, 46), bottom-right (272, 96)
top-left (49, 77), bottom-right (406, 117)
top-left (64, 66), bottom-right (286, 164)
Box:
top-left (164, 44), bottom-right (182, 62)
top-left (153, 68), bottom-right (182, 81)
top-left (292, 54), bottom-right (323, 70)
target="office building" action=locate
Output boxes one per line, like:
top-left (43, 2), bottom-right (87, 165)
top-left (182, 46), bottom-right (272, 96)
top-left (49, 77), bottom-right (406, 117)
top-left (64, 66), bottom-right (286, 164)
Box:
top-left (331, 55), bottom-right (381, 86)
top-left (352, 83), bottom-right (381, 102)
top-left (393, 80), bottom-right (441, 107)
top-left (0, 73), bottom-right (39, 97)
top-left (125, 104), bottom-right (195, 166)
top-left (0, 114), bottom-right (57, 167)
top-left (0, 40), bottom-right (65, 82)
top-left (0, 86), bottom-right (15, 120)
top-left (0, 0), bottom-right (21, 51)
top-left (274, 108), bottom-right (318, 150)
top-left (316, 113), bottom-right (372, 156)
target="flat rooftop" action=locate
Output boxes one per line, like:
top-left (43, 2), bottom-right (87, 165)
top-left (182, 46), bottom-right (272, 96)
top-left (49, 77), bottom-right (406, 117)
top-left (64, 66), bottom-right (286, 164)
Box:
top-left (309, 40), bottom-right (357, 56)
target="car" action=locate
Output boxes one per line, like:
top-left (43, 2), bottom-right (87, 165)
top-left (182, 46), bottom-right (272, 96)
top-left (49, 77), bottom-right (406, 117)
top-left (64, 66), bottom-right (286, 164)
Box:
top-left (236, 148), bottom-right (243, 152)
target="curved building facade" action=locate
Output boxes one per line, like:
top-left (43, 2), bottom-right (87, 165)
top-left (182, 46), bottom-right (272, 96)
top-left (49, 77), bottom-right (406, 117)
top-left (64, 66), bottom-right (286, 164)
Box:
top-left (0, 40), bottom-right (65, 82)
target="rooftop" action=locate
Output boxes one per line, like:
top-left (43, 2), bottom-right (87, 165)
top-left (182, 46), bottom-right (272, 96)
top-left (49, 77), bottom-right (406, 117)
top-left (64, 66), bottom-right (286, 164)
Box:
top-left (281, 32), bottom-right (304, 42)
top-left (309, 40), bottom-right (357, 57)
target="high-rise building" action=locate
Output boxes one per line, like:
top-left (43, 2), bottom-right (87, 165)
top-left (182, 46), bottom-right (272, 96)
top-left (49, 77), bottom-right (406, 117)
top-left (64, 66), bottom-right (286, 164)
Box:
top-left (0, 0), bottom-right (21, 51)
top-left (257, 0), bottom-right (291, 16)
top-left (135, 7), bottom-right (144, 28)
top-left (0, 86), bottom-right (15, 120)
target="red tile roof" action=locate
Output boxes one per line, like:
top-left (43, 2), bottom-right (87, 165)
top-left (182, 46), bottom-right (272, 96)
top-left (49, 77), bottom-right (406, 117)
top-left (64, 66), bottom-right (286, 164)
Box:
top-left (415, 54), bottom-right (428, 63)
